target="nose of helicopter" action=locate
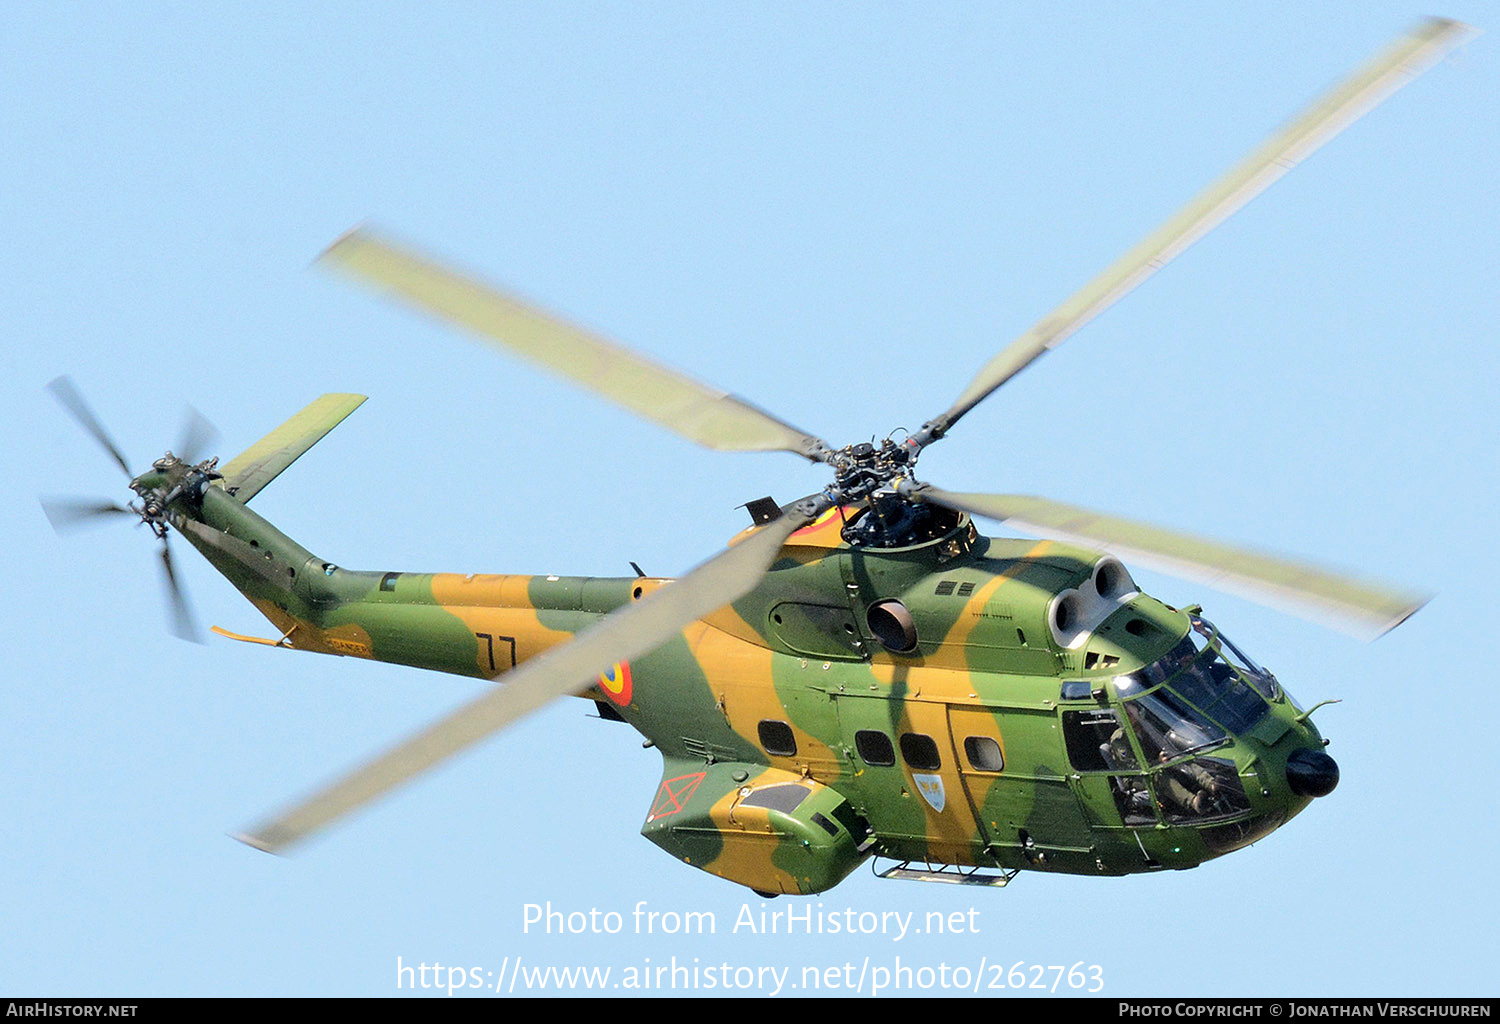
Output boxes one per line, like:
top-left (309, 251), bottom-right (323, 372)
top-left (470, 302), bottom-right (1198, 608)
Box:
top-left (1285, 748), bottom-right (1340, 798)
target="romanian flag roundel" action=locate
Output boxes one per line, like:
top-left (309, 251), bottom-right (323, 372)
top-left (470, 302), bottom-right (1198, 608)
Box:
top-left (598, 661), bottom-right (632, 706)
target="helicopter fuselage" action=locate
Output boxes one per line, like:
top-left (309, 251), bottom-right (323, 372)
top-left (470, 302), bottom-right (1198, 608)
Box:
top-left (175, 479), bottom-right (1331, 895)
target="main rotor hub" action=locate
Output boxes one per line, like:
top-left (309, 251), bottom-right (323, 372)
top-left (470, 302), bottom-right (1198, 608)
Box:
top-left (809, 435), bottom-right (951, 549)
top-left (826, 436), bottom-right (921, 505)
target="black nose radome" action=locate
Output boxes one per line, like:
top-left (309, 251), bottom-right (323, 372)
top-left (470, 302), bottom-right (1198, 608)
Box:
top-left (1286, 749), bottom-right (1340, 798)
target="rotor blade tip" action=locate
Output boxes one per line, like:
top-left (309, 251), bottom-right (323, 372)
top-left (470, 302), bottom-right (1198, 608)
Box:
top-left (230, 831), bottom-right (284, 856)
top-left (317, 223), bottom-right (378, 267)
top-left (1371, 593), bottom-right (1433, 639)
top-left (1423, 16), bottom-right (1480, 39)
top-left (39, 498), bottom-right (67, 534)
top-left (169, 614), bottom-right (206, 644)
top-left (1408, 17), bottom-right (1482, 65)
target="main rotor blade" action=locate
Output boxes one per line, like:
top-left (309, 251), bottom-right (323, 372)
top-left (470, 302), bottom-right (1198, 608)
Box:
top-left (234, 501), bottom-right (820, 854)
top-left (40, 497), bottom-right (132, 533)
top-left (921, 17), bottom-right (1476, 442)
top-left (47, 376), bottom-right (133, 478)
top-left (320, 227), bottom-right (832, 462)
top-left (912, 486), bottom-right (1428, 640)
top-left (158, 538), bottom-right (204, 644)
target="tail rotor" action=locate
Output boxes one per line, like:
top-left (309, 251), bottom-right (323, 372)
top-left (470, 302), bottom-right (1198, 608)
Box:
top-left (41, 375), bottom-right (216, 643)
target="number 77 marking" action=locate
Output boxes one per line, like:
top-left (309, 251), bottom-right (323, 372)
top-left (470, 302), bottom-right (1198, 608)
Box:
top-left (475, 632), bottom-right (517, 674)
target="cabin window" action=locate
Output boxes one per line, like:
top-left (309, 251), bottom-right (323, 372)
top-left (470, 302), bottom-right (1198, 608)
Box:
top-left (1062, 708), bottom-right (1126, 772)
top-left (740, 783), bottom-right (810, 813)
top-left (379, 572), bottom-right (401, 592)
top-left (758, 720), bottom-right (797, 757)
top-left (854, 729), bottom-right (895, 766)
top-left (899, 732), bottom-right (941, 771)
top-left (963, 736), bottom-right (1005, 772)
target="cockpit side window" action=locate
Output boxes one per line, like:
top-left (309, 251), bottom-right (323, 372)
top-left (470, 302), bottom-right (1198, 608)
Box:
top-left (1062, 708), bottom-right (1157, 825)
top-left (1063, 709), bottom-right (1133, 772)
top-left (1135, 636), bottom-right (1197, 687)
top-left (1215, 630), bottom-right (1263, 675)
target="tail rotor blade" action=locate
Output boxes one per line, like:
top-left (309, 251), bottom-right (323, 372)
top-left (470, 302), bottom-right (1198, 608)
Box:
top-left (47, 376), bottom-right (133, 478)
top-left (158, 538), bottom-right (204, 644)
top-left (176, 406), bottom-right (220, 467)
top-left (40, 497), bottom-right (133, 533)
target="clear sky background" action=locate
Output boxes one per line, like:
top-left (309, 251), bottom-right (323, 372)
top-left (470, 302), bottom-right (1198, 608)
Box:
top-left (2, 2), bottom-right (1496, 999)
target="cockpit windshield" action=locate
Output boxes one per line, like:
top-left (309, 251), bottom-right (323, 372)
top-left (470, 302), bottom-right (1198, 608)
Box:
top-left (1191, 615), bottom-right (1281, 702)
top-left (1113, 616), bottom-right (1274, 737)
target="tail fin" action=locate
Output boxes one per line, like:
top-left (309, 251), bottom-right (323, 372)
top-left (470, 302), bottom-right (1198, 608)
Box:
top-left (216, 393), bottom-right (366, 502)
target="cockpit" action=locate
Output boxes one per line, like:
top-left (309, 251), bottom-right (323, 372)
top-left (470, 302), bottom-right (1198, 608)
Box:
top-left (1062, 615), bottom-right (1292, 830)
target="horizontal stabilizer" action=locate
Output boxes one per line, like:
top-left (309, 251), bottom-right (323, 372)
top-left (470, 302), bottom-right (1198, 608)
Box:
top-left (216, 394), bottom-right (366, 503)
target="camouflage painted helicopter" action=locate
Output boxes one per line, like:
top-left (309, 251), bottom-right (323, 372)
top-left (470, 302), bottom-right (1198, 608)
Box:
top-left (45, 19), bottom-right (1469, 897)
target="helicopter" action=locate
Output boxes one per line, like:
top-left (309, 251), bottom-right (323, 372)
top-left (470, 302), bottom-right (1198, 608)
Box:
top-left (42, 17), bottom-right (1469, 897)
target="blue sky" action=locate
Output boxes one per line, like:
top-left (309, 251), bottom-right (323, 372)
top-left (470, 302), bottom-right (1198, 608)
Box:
top-left (2, 3), bottom-right (1496, 998)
